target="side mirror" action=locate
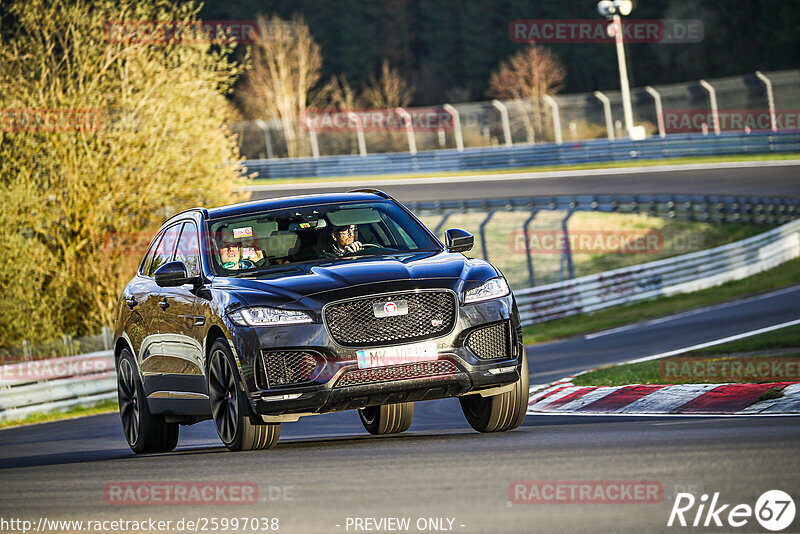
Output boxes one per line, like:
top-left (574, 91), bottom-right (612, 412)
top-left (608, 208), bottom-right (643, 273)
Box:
top-left (154, 261), bottom-right (196, 287)
top-left (445, 228), bottom-right (474, 253)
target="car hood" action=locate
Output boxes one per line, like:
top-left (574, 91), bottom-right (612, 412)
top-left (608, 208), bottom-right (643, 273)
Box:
top-left (212, 251), bottom-right (498, 305)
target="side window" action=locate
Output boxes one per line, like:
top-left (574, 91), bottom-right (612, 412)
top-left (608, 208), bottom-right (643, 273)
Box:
top-left (148, 224), bottom-right (181, 276)
top-left (175, 222), bottom-right (201, 278)
top-left (139, 232), bottom-right (163, 276)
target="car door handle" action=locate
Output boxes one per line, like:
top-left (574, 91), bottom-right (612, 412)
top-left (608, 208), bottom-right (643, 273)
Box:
top-left (158, 299), bottom-right (170, 311)
top-left (125, 298), bottom-right (138, 310)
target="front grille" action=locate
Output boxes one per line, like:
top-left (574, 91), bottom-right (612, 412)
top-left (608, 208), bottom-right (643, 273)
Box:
top-left (260, 350), bottom-right (319, 388)
top-left (466, 322), bottom-right (511, 360)
top-left (324, 291), bottom-right (456, 347)
top-left (335, 360), bottom-right (458, 387)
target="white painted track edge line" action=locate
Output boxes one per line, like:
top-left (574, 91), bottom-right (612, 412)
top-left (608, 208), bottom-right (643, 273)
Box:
top-left (584, 285), bottom-right (800, 339)
top-left (623, 318), bottom-right (800, 364)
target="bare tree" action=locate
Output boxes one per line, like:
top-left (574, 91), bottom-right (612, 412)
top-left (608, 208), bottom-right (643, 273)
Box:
top-left (236, 15), bottom-right (322, 157)
top-left (313, 75), bottom-right (360, 111)
top-left (361, 60), bottom-right (413, 109)
top-left (487, 44), bottom-right (566, 141)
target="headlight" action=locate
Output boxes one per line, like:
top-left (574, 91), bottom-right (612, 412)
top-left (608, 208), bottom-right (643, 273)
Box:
top-left (463, 277), bottom-right (510, 304)
top-left (228, 307), bottom-right (313, 326)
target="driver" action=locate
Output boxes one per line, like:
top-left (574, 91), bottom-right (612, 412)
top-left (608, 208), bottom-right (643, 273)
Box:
top-left (325, 224), bottom-right (363, 257)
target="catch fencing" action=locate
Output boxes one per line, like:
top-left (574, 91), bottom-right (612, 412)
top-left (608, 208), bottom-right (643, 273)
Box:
top-left (515, 218), bottom-right (800, 325)
top-left (233, 69), bottom-right (800, 160)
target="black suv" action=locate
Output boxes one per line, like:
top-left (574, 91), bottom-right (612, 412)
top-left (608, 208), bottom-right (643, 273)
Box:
top-left (114, 190), bottom-right (528, 453)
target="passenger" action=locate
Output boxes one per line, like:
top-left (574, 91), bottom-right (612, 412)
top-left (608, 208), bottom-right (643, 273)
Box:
top-left (325, 224), bottom-right (363, 257)
top-left (215, 227), bottom-right (263, 270)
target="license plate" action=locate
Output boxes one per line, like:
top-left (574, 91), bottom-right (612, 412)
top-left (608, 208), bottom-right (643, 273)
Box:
top-left (356, 342), bottom-right (438, 369)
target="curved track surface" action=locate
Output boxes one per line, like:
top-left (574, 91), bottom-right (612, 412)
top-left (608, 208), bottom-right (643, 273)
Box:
top-left (2, 286), bottom-right (799, 532)
top-left (247, 161), bottom-right (800, 202)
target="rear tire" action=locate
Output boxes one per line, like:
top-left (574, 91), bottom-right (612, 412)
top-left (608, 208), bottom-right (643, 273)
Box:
top-left (117, 349), bottom-right (179, 454)
top-left (208, 339), bottom-right (280, 451)
top-left (460, 355), bottom-right (529, 433)
top-left (358, 402), bottom-right (414, 435)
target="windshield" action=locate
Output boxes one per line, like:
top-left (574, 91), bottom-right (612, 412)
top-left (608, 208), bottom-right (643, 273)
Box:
top-left (207, 200), bottom-right (440, 275)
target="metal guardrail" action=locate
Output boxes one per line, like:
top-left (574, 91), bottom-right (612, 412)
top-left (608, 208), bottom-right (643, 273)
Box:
top-left (408, 194), bottom-right (800, 224)
top-left (1, 214), bottom-right (799, 422)
top-left (0, 351), bottom-right (115, 422)
top-left (242, 131), bottom-right (800, 179)
top-left (515, 218), bottom-right (800, 325)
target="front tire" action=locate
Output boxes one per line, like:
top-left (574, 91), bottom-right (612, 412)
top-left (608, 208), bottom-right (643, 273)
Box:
top-left (460, 355), bottom-right (529, 433)
top-left (358, 402), bottom-right (414, 435)
top-left (117, 349), bottom-right (179, 453)
top-left (207, 339), bottom-right (280, 451)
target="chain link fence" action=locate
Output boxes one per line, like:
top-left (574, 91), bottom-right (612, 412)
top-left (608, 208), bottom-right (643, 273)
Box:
top-left (232, 69), bottom-right (800, 159)
top-left (0, 327), bottom-right (113, 366)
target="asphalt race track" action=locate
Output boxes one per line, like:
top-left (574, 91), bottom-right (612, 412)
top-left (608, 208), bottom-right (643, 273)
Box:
top-left (1, 286), bottom-right (799, 532)
top-left (246, 161), bottom-right (800, 202)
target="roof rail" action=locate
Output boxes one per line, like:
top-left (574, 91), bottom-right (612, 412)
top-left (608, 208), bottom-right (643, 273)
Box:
top-left (347, 188), bottom-right (393, 200)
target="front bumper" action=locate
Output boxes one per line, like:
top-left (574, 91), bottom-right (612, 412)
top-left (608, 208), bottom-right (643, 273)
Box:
top-left (229, 294), bottom-right (524, 417)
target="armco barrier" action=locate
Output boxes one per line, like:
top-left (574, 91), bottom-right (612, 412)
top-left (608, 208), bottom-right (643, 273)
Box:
top-left (0, 351), bottom-right (115, 422)
top-left (1, 219), bottom-right (799, 422)
top-left (515, 218), bottom-right (800, 325)
top-left (242, 131), bottom-right (800, 179)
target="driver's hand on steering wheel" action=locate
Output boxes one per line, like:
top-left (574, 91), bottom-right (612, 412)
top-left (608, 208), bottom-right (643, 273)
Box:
top-left (343, 241), bottom-right (363, 254)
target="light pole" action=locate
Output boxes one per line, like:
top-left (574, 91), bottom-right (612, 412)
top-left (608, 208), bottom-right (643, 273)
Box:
top-left (597, 0), bottom-right (644, 139)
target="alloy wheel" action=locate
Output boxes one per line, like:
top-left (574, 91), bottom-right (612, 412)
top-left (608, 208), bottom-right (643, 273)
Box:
top-left (117, 358), bottom-right (140, 446)
top-left (209, 349), bottom-right (239, 445)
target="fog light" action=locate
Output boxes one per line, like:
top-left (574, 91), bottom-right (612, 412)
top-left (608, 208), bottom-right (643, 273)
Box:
top-left (487, 366), bottom-right (516, 375)
top-left (261, 393), bottom-right (302, 402)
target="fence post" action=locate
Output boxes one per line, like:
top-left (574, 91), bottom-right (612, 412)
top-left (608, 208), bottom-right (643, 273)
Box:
top-left (254, 119), bottom-right (275, 159)
top-left (542, 95), bottom-right (563, 144)
top-left (593, 91), bottom-right (615, 141)
top-left (434, 213), bottom-right (452, 238)
top-left (347, 112), bottom-right (367, 157)
top-left (514, 99), bottom-right (535, 143)
top-left (22, 340), bottom-right (31, 361)
top-left (442, 104), bottom-right (464, 151)
top-left (559, 210), bottom-right (576, 281)
top-left (62, 334), bottom-right (73, 357)
top-left (395, 107), bottom-right (417, 155)
top-left (491, 100), bottom-right (513, 147)
top-left (699, 79), bottom-right (721, 135)
top-left (479, 210), bottom-right (497, 261)
top-left (523, 210), bottom-right (539, 287)
top-left (304, 116), bottom-right (320, 159)
top-left (102, 326), bottom-right (112, 351)
top-left (644, 86), bottom-right (666, 138)
top-left (754, 71), bottom-right (777, 132)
